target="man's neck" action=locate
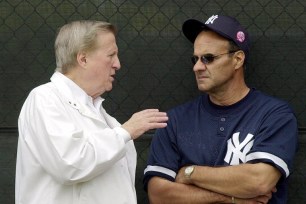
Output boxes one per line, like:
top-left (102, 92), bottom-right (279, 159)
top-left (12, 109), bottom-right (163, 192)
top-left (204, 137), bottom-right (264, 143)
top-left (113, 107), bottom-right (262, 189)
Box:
top-left (209, 85), bottom-right (250, 106)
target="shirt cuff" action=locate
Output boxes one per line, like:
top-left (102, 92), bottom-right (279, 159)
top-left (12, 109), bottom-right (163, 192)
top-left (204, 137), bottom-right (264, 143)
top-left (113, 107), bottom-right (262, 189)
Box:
top-left (114, 127), bottom-right (132, 143)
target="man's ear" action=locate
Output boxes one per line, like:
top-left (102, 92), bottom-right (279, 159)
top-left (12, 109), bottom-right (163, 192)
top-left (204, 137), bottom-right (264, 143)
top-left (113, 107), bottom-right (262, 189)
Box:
top-left (77, 52), bottom-right (87, 68)
top-left (234, 50), bottom-right (245, 70)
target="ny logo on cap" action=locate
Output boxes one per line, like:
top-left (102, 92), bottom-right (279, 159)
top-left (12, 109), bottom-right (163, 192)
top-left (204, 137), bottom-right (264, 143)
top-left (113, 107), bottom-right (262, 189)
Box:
top-left (205, 15), bottom-right (218, 24)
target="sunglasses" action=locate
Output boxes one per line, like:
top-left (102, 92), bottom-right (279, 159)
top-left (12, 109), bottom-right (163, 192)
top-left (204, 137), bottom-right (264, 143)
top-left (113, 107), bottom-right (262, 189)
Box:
top-left (191, 50), bottom-right (239, 65)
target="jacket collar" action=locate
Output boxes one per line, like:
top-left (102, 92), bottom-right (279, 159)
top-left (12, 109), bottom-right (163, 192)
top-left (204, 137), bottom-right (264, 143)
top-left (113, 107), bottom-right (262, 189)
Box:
top-left (50, 72), bottom-right (107, 123)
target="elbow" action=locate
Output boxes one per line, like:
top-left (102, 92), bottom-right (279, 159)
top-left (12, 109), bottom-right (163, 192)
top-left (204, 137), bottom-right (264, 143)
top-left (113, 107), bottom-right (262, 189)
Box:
top-left (247, 163), bottom-right (281, 196)
top-left (148, 177), bottom-right (173, 204)
top-left (248, 173), bottom-right (280, 196)
top-left (61, 179), bottom-right (75, 185)
top-left (55, 165), bottom-right (95, 185)
top-left (148, 190), bottom-right (163, 204)
top-left (58, 174), bottom-right (93, 185)
top-left (56, 173), bottom-right (81, 185)
top-left (148, 183), bottom-right (165, 203)
top-left (251, 179), bottom-right (274, 196)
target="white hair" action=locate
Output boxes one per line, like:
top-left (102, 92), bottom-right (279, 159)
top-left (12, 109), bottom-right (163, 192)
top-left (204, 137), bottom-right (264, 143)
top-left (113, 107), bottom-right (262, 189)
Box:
top-left (54, 20), bottom-right (116, 74)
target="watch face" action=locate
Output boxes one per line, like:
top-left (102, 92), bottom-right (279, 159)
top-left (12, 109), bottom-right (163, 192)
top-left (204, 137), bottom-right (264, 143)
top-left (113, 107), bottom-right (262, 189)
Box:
top-left (185, 166), bottom-right (194, 177)
top-left (186, 166), bottom-right (193, 174)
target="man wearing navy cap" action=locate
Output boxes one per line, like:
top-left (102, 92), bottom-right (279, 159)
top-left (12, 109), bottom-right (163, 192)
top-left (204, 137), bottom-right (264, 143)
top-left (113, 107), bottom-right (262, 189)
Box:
top-left (144, 15), bottom-right (298, 203)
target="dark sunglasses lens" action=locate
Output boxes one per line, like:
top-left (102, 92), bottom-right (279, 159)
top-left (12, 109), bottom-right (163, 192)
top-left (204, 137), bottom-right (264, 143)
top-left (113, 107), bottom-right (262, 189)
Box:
top-left (202, 55), bottom-right (215, 64)
top-left (191, 56), bottom-right (198, 65)
top-left (192, 55), bottom-right (215, 65)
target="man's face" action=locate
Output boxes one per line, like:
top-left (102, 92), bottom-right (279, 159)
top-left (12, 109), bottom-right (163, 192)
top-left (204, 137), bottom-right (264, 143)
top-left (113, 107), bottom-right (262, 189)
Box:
top-left (193, 31), bottom-right (237, 94)
top-left (85, 31), bottom-right (120, 98)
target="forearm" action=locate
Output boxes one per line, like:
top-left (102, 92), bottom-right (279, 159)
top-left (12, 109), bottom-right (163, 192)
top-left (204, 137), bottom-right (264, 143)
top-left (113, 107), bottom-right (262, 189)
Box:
top-left (148, 177), bottom-right (233, 204)
top-left (186, 163), bottom-right (281, 198)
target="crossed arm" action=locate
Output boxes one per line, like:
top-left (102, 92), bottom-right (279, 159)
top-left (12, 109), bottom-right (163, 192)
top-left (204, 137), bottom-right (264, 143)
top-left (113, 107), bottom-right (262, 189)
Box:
top-left (148, 162), bottom-right (281, 204)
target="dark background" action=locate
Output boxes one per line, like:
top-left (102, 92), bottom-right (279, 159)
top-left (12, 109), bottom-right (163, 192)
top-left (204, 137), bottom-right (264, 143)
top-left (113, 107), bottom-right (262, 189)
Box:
top-left (0, 0), bottom-right (305, 203)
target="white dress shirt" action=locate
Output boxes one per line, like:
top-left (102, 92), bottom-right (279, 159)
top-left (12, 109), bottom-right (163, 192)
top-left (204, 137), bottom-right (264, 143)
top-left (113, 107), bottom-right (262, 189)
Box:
top-left (16, 72), bottom-right (137, 204)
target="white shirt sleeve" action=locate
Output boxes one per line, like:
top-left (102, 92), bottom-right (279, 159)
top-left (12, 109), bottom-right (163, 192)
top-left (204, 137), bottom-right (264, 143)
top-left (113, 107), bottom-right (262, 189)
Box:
top-left (114, 126), bottom-right (132, 143)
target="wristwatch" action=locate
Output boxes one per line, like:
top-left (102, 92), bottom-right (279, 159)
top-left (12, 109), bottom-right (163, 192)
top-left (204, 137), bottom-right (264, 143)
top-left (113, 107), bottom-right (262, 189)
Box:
top-left (184, 165), bottom-right (195, 178)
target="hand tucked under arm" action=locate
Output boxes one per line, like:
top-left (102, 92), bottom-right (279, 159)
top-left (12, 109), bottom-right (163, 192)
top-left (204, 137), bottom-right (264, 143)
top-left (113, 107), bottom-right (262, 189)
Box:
top-left (234, 191), bottom-right (276, 204)
top-left (175, 163), bottom-right (281, 199)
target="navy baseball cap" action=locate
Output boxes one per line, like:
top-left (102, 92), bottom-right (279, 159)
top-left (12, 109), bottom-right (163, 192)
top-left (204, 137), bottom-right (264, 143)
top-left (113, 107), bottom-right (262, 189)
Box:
top-left (182, 15), bottom-right (250, 61)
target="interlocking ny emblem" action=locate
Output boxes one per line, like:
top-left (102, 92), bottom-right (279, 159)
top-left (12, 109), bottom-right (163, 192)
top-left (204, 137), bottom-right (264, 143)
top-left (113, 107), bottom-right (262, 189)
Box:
top-left (205, 15), bottom-right (218, 24)
top-left (224, 132), bottom-right (254, 165)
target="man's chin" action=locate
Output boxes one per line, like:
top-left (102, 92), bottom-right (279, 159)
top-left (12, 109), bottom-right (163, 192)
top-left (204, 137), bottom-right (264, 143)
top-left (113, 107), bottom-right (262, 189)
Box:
top-left (198, 85), bottom-right (209, 92)
top-left (105, 85), bottom-right (113, 92)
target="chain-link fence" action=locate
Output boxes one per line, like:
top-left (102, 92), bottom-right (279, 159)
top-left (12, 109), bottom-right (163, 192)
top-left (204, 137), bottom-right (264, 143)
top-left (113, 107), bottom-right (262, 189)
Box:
top-left (0, 0), bottom-right (305, 203)
top-left (0, 0), bottom-right (305, 127)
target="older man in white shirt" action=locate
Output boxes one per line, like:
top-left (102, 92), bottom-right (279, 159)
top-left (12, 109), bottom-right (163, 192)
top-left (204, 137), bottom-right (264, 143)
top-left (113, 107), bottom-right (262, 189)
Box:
top-left (16, 20), bottom-right (168, 204)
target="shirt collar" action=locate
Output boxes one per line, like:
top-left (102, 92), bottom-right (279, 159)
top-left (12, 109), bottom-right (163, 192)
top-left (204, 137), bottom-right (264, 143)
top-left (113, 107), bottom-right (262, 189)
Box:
top-left (51, 71), bottom-right (105, 108)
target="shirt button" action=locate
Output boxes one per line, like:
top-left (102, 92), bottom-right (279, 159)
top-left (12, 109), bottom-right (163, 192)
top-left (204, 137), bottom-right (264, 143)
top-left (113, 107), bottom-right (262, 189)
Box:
top-left (220, 127), bottom-right (224, 131)
top-left (221, 118), bottom-right (226, 122)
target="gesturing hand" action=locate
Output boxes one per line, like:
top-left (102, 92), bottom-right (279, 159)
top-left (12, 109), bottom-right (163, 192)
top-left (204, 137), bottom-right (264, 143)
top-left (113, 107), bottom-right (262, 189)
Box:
top-left (122, 109), bottom-right (168, 140)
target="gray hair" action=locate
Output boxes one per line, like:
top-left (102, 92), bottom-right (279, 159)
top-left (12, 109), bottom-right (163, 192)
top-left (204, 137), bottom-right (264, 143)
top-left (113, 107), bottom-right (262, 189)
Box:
top-left (54, 20), bottom-right (116, 74)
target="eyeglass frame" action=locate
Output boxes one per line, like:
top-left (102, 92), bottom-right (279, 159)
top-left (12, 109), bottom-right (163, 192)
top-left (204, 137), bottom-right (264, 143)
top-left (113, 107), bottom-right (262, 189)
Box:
top-left (191, 50), bottom-right (240, 65)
